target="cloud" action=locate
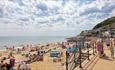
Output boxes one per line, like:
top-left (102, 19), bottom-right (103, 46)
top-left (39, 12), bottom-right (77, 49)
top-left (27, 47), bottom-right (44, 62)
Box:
top-left (0, 0), bottom-right (115, 36)
top-left (0, 8), bottom-right (3, 17)
top-left (111, 9), bottom-right (115, 16)
top-left (10, 0), bottom-right (25, 6)
top-left (36, 2), bottom-right (48, 11)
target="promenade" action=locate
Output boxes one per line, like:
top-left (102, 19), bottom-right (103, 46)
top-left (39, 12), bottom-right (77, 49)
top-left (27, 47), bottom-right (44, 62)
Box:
top-left (92, 49), bottom-right (115, 70)
top-left (75, 47), bottom-right (115, 70)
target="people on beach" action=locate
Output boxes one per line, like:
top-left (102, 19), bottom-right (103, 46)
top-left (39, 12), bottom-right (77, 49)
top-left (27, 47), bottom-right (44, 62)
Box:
top-left (0, 56), bottom-right (15, 70)
top-left (66, 42), bottom-right (78, 63)
top-left (61, 42), bottom-right (66, 49)
top-left (17, 48), bottom-right (21, 54)
top-left (6, 63), bottom-right (11, 70)
top-left (9, 55), bottom-right (15, 70)
top-left (0, 43), bottom-right (66, 70)
top-left (0, 60), bottom-right (5, 70)
top-left (18, 61), bottom-right (30, 70)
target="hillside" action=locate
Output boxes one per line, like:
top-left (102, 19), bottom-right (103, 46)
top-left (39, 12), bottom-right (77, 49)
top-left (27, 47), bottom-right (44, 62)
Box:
top-left (93, 16), bottom-right (115, 29)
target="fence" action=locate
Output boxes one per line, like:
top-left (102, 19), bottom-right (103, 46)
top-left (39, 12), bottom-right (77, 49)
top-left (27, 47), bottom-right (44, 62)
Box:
top-left (66, 37), bottom-right (97, 70)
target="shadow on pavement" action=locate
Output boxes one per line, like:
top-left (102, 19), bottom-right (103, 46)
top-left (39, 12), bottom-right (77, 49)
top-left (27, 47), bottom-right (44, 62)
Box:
top-left (101, 55), bottom-right (113, 61)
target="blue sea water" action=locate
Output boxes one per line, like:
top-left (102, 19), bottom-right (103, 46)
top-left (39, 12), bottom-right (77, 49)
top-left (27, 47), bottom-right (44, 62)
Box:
top-left (0, 36), bottom-right (69, 49)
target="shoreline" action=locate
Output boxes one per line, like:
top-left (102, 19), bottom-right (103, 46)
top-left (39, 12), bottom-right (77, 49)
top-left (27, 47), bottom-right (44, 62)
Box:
top-left (0, 40), bottom-right (66, 50)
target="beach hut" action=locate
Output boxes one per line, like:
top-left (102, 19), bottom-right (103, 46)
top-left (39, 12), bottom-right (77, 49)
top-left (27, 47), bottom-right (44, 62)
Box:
top-left (50, 49), bottom-right (61, 57)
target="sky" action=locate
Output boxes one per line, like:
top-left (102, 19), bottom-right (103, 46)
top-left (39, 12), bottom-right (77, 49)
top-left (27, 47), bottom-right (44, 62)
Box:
top-left (0, 0), bottom-right (115, 36)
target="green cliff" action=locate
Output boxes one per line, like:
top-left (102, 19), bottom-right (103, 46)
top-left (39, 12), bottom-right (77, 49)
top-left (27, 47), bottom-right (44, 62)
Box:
top-left (93, 16), bottom-right (115, 29)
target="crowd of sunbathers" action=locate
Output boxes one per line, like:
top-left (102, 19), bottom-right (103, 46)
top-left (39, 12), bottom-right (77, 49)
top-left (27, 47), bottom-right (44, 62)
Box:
top-left (0, 45), bottom-right (46, 70)
top-left (0, 55), bottom-right (15, 70)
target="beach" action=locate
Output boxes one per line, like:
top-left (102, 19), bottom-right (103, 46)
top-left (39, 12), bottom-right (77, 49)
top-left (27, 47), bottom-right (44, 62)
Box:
top-left (0, 31), bottom-right (114, 70)
top-left (0, 41), bottom-right (67, 70)
top-left (0, 36), bottom-right (97, 70)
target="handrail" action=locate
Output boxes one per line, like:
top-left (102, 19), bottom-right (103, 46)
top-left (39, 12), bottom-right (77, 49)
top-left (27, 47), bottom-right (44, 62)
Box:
top-left (66, 42), bottom-right (96, 70)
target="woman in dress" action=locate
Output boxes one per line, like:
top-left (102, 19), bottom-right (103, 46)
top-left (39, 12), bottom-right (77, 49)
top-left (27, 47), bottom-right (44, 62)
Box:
top-left (96, 39), bottom-right (103, 57)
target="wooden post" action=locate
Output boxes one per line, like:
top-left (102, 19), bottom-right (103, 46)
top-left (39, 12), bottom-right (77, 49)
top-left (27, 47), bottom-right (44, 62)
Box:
top-left (79, 47), bottom-right (82, 68)
top-left (74, 51), bottom-right (76, 68)
top-left (87, 43), bottom-right (90, 60)
top-left (93, 43), bottom-right (95, 55)
top-left (66, 51), bottom-right (68, 70)
top-left (94, 42), bottom-right (97, 54)
top-left (74, 42), bottom-right (78, 69)
top-left (74, 47), bottom-right (76, 63)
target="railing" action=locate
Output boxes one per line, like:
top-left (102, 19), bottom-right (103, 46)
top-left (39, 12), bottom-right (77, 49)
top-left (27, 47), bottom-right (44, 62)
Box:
top-left (66, 42), bottom-right (97, 70)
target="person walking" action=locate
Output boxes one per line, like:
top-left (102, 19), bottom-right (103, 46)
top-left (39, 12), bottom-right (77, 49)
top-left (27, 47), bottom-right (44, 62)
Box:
top-left (106, 37), bottom-right (111, 49)
top-left (96, 39), bottom-right (103, 57)
top-left (109, 37), bottom-right (114, 59)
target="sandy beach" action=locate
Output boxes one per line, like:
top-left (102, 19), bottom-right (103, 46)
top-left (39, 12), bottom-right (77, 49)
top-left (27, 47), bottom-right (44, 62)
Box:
top-left (0, 43), bottom-right (67, 70)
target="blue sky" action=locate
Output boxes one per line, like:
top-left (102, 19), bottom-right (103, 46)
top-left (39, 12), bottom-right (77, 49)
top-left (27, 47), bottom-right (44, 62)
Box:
top-left (0, 0), bottom-right (115, 36)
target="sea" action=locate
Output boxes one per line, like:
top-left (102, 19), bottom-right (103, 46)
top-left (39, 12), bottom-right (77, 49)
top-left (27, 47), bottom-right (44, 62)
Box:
top-left (0, 36), bottom-right (69, 50)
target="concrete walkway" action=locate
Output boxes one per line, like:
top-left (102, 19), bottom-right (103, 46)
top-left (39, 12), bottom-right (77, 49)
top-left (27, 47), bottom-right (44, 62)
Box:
top-left (75, 48), bottom-right (115, 70)
top-left (91, 48), bottom-right (115, 70)
top-left (79, 48), bottom-right (115, 70)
